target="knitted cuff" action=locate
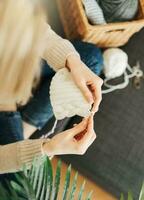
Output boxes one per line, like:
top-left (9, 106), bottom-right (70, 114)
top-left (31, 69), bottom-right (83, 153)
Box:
top-left (43, 23), bottom-right (80, 71)
top-left (18, 139), bottom-right (47, 169)
top-left (46, 40), bottom-right (80, 71)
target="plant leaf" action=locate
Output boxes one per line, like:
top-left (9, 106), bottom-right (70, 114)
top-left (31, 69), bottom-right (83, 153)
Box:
top-left (32, 157), bottom-right (42, 191)
top-left (15, 173), bottom-right (36, 200)
top-left (51, 160), bottom-right (62, 200)
top-left (40, 157), bottom-right (51, 200)
top-left (45, 156), bottom-right (53, 200)
top-left (85, 191), bottom-right (93, 200)
top-left (78, 181), bottom-right (85, 200)
top-left (22, 164), bottom-right (28, 178)
top-left (68, 172), bottom-right (78, 200)
top-left (0, 182), bottom-right (10, 200)
top-left (0, 156), bottom-right (99, 200)
top-left (120, 193), bottom-right (125, 200)
top-left (29, 157), bottom-right (38, 184)
top-left (40, 171), bottom-right (47, 200)
top-left (5, 180), bottom-right (20, 200)
top-left (139, 183), bottom-right (144, 200)
top-left (62, 165), bottom-right (71, 200)
top-left (128, 191), bottom-right (133, 200)
top-left (11, 181), bottom-right (27, 199)
top-left (36, 162), bottom-right (45, 199)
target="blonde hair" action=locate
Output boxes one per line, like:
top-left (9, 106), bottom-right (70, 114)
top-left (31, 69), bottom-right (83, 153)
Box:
top-left (0, 0), bottom-right (46, 106)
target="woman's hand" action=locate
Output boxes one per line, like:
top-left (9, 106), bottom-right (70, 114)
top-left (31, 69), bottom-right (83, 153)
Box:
top-left (66, 54), bottom-right (103, 113)
top-left (42, 116), bottom-right (96, 157)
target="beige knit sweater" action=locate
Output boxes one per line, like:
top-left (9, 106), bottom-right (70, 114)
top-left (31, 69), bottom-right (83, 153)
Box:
top-left (0, 24), bottom-right (79, 174)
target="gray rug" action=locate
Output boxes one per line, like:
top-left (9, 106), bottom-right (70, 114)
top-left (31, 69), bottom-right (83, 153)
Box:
top-left (60, 28), bottom-right (144, 199)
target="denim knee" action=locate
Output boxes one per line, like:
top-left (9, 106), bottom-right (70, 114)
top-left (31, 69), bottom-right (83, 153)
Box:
top-left (72, 40), bottom-right (103, 75)
top-left (19, 77), bottom-right (54, 130)
top-left (0, 111), bottom-right (23, 144)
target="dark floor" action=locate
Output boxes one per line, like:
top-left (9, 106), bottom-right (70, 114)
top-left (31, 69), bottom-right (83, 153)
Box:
top-left (60, 29), bottom-right (144, 199)
top-left (33, 28), bottom-right (144, 199)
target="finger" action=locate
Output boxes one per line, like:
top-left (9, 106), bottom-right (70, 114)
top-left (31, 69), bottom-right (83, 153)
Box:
top-left (87, 114), bottom-right (94, 132)
top-left (73, 117), bottom-right (91, 141)
top-left (78, 120), bottom-right (94, 145)
top-left (76, 131), bottom-right (96, 155)
top-left (87, 132), bottom-right (97, 147)
top-left (77, 81), bottom-right (94, 104)
top-left (73, 124), bottom-right (77, 127)
top-left (92, 85), bottom-right (102, 113)
top-left (70, 118), bottom-right (89, 137)
top-left (79, 115), bottom-right (94, 143)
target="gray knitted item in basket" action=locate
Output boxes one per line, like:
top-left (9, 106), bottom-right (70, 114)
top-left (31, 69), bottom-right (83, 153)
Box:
top-left (98, 0), bottom-right (138, 23)
top-left (82, 0), bottom-right (106, 25)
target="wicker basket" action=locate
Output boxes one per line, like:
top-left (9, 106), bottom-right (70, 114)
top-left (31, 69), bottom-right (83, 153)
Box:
top-left (57, 0), bottom-right (144, 47)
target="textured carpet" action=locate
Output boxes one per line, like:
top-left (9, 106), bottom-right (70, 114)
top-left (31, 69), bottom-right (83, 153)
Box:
top-left (60, 28), bottom-right (144, 199)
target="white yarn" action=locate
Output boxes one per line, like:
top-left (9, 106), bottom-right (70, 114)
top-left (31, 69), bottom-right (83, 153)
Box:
top-left (50, 68), bottom-right (92, 120)
top-left (102, 48), bottom-right (143, 94)
top-left (41, 119), bottom-right (58, 138)
top-left (103, 48), bottom-right (128, 79)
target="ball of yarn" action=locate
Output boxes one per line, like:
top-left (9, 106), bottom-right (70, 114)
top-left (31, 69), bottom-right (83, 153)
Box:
top-left (103, 48), bottom-right (128, 79)
top-left (98, 0), bottom-right (138, 23)
top-left (83, 0), bottom-right (106, 25)
top-left (50, 68), bottom-right (91, 120)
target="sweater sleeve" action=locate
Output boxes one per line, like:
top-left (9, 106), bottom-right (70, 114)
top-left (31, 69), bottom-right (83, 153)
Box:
top-left (0, 139), bottom-right (48, 174)
top-left (42, 23), bottom-right (80, 71)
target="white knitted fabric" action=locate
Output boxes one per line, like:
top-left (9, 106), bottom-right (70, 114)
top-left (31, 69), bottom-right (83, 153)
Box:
top-left (83, 0), bottom-right (106, 25)
top-left (50, 68), bottom-right (91, 120)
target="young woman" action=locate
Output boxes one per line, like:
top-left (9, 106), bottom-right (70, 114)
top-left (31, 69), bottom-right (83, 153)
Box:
top-left (0, 0), bottom-right (103, 174)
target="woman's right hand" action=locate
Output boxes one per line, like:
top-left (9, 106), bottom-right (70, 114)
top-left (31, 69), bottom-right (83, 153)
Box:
top-left (42, 115), bottom-right (96, 156)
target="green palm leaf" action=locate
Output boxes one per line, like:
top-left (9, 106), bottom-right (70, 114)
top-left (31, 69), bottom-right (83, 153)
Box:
top-left (51, 160), bottom-right (62, 200)
top-left (78, 181), bottom-right (86, 200)
top-left (0, 182), bottom-right (10, 200)
top-left (120, 193), bottom-right (125, 200)
top-left (62, 165), bottom-right (71, 200)
top-left (11, 180), bottom-right (28, 199)
top-left (85, 191), bottom-right (93, 200)
top-left (0, 156), bottom-right (92, 200)
top-left (29, 157), bottom-right (38, 184)
top-left (36, 162), bottom-right (45, 199)
top-left (33, 160), bottom-right (42, 191)
top-left (127, 191), bottom-right (133, 200)
top-left (139, 183), bottom-right (144, 200)
top-left (68, 172), bottom-right (78, 200)
top-left (45, 156), bottom-right (53, 200)
top-left (15, 173), bottom-right (36, 200)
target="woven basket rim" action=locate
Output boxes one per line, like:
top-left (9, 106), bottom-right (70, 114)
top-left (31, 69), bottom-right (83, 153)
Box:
top-left (80, 0), bottom-right (144, 27)
top-left (86, 19), bottom-right (144, 29)
top-left (57, 0), bottom-right (144, 47)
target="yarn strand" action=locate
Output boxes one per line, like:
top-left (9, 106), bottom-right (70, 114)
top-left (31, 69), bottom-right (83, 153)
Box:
top-left (102, 62), bottom-right (143, 94)
top-left (41, 119), bottom-right (58, 139)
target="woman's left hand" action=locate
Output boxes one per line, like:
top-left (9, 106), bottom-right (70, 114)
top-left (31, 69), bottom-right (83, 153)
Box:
top-left (66, 54), bottom-right (103, 113)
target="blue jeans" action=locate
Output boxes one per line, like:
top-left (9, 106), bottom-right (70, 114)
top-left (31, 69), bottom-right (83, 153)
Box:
top-left (0, 41), bottom-right (103, 145)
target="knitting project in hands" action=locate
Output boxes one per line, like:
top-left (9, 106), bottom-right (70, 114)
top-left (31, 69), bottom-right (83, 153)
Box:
top-left (50, 68), bottom-right (92, 120)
